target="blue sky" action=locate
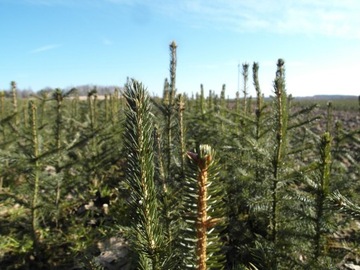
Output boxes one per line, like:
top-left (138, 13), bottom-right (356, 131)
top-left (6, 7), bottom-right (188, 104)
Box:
top-left (1, 0), bottom-right (359, 97)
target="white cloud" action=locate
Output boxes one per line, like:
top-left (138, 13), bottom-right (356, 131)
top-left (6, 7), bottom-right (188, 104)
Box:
top-left (131, 0), bottom-right (360, 39)
top-left (287, 58), bottom-right (360, 96)
top-left (30, 44), bottom-right (62, 54)
top-left (21, 0), bottom-right (360, 39)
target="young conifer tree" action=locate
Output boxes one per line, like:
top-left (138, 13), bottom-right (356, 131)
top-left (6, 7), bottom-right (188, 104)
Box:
top-left (151, 41), bottom-right (179, 184)
top-left (270, 59), bottom-right (288, 268)
top-left (166, 41), bottom-right (178, 178)
top-left (200, 84), bottom-right (205, 115)
top-left (242, 63), bottom-right (249, 114)
top-left (51, 88), bottom-right (77, 227)
top-left (28, 100), bottom-right (41, 256)
top-left (253, 62), bottom-right (262, 142)
top-left (179, 144), bottom-right (225, 270)
top-left (177, 93), bottom-right (186, 177)
top-left (290, 132), bottom-right (336, 268)
top-left (220, 84), bottom-right (226, 115)
top-left (313, 132), bottom-right (332, 263)
top-left (123, 79), bottom-right (165, 270)
top-left (11, 81), bottom-right (19, 125)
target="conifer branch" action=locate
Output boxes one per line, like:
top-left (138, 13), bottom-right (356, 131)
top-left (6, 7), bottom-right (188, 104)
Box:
top-left (29, 101), bottom-right (41, 255)
top-left (177, 94), bottom-right (186, 178)
top-left (180, 145), bottom-right (225, 269)
top-left (314, 132), bottom-right (332, 260)
top-left (242, 63), bottom-right (249, 114)
top-left (123, 79), bottom-right (164, 270)
top-left (270, 58), bottom-right (287, 267)
top-left (11, 81), bottom-right (19, 125)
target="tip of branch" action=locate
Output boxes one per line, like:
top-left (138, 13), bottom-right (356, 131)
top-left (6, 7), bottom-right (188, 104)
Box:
top-left (170, 40), bottom-right (177, 48)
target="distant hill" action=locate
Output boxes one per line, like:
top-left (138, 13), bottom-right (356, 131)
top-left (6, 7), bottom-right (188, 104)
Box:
top-left (295, 95), bottom-right (358, 100)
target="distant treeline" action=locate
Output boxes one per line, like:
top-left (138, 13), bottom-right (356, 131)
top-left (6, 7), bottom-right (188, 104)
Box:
top-left (0, 84), bottom-right (122, 98)
top-left (298, 95), bottom-right (358, 100)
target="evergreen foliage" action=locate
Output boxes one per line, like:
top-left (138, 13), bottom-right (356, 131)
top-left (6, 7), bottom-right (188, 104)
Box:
top-left (179, 145), bottom-right (225, 269)
top-left (0, 41), bottom-right (359, 269)
top-left (123, 79), bottom-right (166, 270)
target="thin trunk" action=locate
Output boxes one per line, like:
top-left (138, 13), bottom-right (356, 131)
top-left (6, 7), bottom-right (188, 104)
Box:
top-left (11, 81), bottom-right (19, 124)
top-left (178, 94), bottom-right (186, 178)
top-left (314, 132), bottom-right (332, 260)
top-left (187, 146), bottom-right (213, 270)
top-left (271, 59), bottom-right (287, 268)
top-left (242, 63), bottom-right (249, 114)
top-left (29, 101), bottom-right (40, 254)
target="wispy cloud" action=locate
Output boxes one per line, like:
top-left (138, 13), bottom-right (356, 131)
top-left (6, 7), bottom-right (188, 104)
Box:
top-left (21, 0), bottom-right (360, 39)
top-left (30, 44), bottom-right (62, 54)
top-left (180, 0), bottom-right (360, 38)
top-left (114, 0), bottom-right (360, 39)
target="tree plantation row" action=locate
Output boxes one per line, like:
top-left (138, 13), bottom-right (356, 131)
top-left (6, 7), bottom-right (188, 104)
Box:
top-left (1, 42), bottom-right (360, 270)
